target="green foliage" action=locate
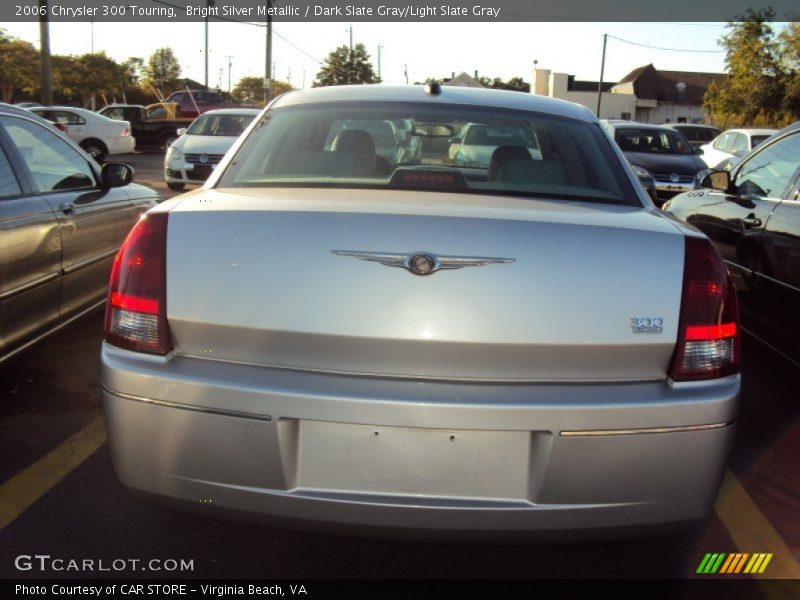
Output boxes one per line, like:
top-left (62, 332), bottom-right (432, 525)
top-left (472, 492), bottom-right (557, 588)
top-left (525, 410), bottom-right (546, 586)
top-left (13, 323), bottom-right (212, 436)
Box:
top-left (478, 76), bottom-right (530, 92)
top-left (142, 47), bottom-right (182, 96)
top-left (314, 44), bottom-right (380, 87)
top-left (704, 9), bottom-right (800, 128)
top-left (231, 76), bottom-right (293, 104)
top-left (0, 30), bottom-right (39, 103)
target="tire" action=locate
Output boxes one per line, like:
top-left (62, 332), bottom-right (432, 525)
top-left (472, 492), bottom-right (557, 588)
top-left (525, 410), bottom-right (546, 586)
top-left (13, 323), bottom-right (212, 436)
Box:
top-left (80, 139), bottom-right (107, 163)
top-left (167, 182), bottom-right (185, 191)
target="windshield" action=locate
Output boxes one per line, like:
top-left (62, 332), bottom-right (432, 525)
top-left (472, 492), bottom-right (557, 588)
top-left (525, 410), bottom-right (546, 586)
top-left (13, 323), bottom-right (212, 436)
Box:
top-left (218, 101), bottom-right (638, 205)
top-left (615, 128), bottom-right (693, 155)
top-left (186, 113), bottom-right (256, 136)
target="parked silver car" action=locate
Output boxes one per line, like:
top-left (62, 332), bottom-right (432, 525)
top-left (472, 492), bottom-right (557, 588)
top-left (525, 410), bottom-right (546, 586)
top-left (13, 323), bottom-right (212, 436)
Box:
top-left (102, 85), bottom-right (740, 542)
top-left (0, 103), bottom-right (158, 364)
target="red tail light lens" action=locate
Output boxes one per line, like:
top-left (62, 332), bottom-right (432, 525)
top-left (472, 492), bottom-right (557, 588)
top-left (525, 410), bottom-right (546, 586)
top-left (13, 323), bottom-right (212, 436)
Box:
top-left (104, 212), bottom-right (172, 355)
top-left (669, 236), bottom-right (739, 381)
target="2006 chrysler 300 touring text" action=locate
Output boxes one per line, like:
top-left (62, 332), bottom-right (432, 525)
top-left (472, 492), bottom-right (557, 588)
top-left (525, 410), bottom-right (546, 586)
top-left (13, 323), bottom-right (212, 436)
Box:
top-left (101, 84), bottom-right (740, 542)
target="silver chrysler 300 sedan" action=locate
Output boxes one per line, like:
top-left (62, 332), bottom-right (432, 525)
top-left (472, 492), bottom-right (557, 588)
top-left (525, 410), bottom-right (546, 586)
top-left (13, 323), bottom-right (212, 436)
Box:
top-left (101, 85), bottom-right (740, 542)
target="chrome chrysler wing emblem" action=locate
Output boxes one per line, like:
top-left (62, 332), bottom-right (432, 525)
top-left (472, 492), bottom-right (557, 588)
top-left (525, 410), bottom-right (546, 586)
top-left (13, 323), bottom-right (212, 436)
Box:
top-left (331, 250), bottom-right (515, 276)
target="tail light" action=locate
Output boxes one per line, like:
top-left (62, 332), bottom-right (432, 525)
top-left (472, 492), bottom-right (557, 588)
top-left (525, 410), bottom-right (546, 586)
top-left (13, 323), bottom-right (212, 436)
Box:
top-left (121, 128), bottom-right (131, 137)
top-left (669, 236), bottom-right (739, 381)
top-left (104, 212), bottom-right (172, 355)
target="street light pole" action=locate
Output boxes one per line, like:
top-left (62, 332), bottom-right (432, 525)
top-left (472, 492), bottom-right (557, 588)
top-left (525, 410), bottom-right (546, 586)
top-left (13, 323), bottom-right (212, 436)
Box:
top-left (38, 0), bottom-right (52, 105)
top-left (596, 33), bottom-right (607, 117)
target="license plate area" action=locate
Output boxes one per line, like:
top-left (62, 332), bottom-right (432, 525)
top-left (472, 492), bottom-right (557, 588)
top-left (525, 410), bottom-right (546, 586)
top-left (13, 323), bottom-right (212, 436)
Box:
top-left (293, 420), bottom-right (531, 501)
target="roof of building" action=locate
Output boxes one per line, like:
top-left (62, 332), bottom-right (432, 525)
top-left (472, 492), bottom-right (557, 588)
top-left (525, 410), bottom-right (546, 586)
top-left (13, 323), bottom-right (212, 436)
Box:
top-left (615, 64), bottom-right (727, 104)
top-left (441, 72), bottom-right (486, 88)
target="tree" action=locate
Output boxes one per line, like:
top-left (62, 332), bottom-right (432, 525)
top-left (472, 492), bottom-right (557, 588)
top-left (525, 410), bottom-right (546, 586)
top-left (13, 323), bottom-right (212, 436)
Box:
top-left (142, 47), bottom-right (182, 96)
top-left (314, 43), bottom-right (380, 87)
top-left (704, 9), bottom-right (798, 127)
top-left (231, 76), bottom-right (293, 104)
top-left (477, 76), bottom-right (530, 92)
top-left (0, 30), bottom-right (39, 103)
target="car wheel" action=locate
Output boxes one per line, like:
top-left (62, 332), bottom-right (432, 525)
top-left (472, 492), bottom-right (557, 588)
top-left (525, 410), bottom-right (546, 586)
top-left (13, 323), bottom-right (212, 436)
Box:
top-left (167, 182), bottom-right (185, 191)
top-left (80, 139), bottom-right (107, 163)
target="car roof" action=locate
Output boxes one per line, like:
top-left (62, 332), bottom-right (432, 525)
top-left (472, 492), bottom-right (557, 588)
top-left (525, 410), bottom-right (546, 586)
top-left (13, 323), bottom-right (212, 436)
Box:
top-left (272, 85), bottom-right (598, 123)
top-left (662, 123), bottom-right (718, 130)
top-left (723, 128), bottom-right (778, 136)
top-left (0, 102), bottom-right (66, 126)
top-left (197, 108), bottom-right (262, 116)
top-left (603, 121), bottom-right (678, 133)
top-left (30, 105), bottom-right (98, 117)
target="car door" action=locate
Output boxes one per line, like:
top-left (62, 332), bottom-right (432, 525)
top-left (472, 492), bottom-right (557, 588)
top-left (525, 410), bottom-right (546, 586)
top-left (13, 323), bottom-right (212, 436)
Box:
top-left (688, 133), bottom-right (795, 281)
top-left (705, 132), bottom-right (732, 167)
top-left (1, 114), bottom-right (132, 320)
top-left (747, 130), bottom-right (800, 362)
top-left (0, 118), bottom-right (61, 360)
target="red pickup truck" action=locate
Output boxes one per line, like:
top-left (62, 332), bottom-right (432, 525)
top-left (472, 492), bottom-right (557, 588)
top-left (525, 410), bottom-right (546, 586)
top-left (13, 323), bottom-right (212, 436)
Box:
top-left (164, 90), bottom-right (236, 118)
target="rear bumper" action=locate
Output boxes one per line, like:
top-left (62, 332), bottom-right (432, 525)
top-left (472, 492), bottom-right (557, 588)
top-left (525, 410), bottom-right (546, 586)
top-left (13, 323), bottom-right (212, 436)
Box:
top-left (108, 136), bottom-right (136, 155)
top-left (102, 344), bottom-right (739, 541)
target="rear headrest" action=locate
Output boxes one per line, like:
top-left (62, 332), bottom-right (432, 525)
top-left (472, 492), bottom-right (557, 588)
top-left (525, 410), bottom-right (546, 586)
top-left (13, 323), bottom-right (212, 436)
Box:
top-left (488, 145), bottom-right (534, 182)
top-left (332, 130), bottom-right (376, 175)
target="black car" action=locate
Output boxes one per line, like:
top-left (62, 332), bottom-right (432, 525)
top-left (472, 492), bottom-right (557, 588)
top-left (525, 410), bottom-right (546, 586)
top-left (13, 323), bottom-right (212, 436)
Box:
top-left (664, 122), bottom-right (800, 365)
top-left (662, 123), bottom-right (721, 150)
top-left (602, 121), bottom-right (707, 207)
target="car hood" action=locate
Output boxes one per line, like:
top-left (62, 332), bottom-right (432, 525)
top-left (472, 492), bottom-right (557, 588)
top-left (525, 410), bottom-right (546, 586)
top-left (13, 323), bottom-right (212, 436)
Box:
top-left (623, 151), bottom-right (706, 175)
top-left (175, 134), bottom-right (239, 155)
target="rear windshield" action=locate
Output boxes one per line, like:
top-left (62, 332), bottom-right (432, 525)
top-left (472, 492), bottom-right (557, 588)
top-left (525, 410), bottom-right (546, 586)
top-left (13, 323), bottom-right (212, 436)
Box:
top-left (218, 101), bottom-right (638, 205)
top-left (751, 135), bottom-right (770, 148)
top-left (615, 128), bottom-right (693, 155)
top-left (186, 113), bottom-right (256, 137)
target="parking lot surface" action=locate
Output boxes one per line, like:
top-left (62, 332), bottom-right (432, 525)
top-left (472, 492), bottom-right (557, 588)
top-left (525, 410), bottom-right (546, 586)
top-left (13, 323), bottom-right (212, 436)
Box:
top-left (1, 153), bottom-right (798, 581)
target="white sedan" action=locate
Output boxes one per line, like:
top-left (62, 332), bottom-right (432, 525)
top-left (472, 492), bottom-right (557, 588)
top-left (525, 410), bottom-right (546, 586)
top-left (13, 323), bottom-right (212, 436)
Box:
top-left (699, 128), bottom-right (777, 169)
top-left (28, 106), bottom-right (135, 162)
top-left (164, 108), bottom-right (261, 191)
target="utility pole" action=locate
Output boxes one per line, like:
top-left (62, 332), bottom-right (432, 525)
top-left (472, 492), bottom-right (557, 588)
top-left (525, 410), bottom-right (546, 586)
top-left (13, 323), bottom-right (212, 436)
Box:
top-left (265, 0), bottom-right (272, 103)
top-left (377, 44), bottom-right (383, 80)
top-left (38, 0), bottom-right (52, 105)
top-left (226, 55), bottom-right (233, 92)
top-left (302, 69), bottom-right (306, 89)
top-left (90, 17), bottom-right (94, 54)
top-left (287, 67), bottom-right (292, 87)
top-left (205, 0), bottom-right (215, 91)
top-left (404, 64), bottom-right (409, 85)
top-left (348, 25), bottom-right (353, 84)
top-left (596, 33), bottom-right (607, 117)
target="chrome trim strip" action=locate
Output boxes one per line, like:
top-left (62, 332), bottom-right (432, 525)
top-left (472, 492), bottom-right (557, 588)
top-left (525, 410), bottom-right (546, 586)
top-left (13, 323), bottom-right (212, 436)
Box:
top-left (62, 248), bottom-right (119, 275)
top-left (560, 421), bottom-right (734, 437)
top-left (101, 386), bottom-right (273, 421)
top-left (0, 271), bottom-right (60, 301)
top-left (0, 298), bottom-right (105, 364)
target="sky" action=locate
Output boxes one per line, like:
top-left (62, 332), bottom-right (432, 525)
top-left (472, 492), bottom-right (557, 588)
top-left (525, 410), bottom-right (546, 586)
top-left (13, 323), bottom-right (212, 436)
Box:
top-left (0, 20), bottom-right (740, 91)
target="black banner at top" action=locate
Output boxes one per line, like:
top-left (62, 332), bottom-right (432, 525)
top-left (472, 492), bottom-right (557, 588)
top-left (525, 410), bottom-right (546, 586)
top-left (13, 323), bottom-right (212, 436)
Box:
top-left (4, 0), bottom-right (800, 23)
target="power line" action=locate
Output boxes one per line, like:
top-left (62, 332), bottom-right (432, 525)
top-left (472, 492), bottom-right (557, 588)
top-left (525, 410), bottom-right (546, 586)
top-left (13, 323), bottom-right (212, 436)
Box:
top-left (150, 0), bottom-right (322, 64)
top-left (606, 34), bottom-right (725, 53)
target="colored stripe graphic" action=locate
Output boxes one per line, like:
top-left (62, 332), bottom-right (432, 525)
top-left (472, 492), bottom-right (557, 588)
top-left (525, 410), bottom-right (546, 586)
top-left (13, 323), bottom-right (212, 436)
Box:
top-left (697, 553), bottom-right (774, 575)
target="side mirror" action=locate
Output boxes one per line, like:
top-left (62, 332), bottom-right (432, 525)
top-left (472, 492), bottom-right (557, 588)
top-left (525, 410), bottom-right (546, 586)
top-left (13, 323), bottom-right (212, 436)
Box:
top-left (176, 128), bottom-right (187, 136)
top-left (700, 170), bottom-right (730, 192)
top-left (101, 162), bottom-right (133, 188)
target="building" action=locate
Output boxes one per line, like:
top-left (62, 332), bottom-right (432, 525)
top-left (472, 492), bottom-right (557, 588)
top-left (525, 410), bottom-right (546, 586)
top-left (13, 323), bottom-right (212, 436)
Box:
top-left (531, 68), bottom-right (636, 120)
top-left (531, 64), bottom-right (726, 124)
top-left (611, 64), bottom-right (727, 124)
